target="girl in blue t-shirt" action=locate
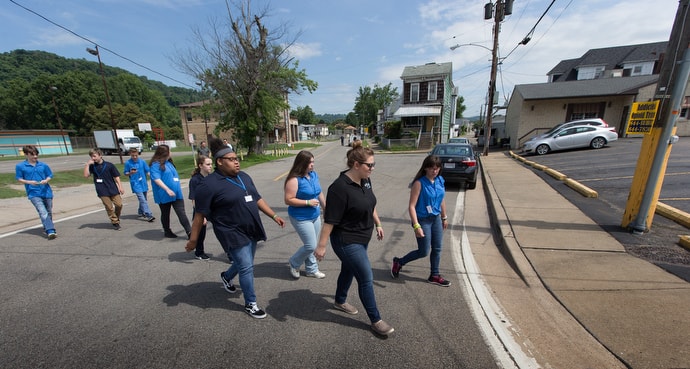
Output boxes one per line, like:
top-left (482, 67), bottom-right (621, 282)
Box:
top-left (284, 151), bottom-right (327, 279)
top-left (391, 155), bottom-right (451, 287)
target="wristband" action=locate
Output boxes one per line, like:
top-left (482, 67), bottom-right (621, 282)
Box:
top-left (272, 214), bottom-right (278, 219)
top-left (412, 223), bottom-right (421, 230)
top-left (442, 217), bottom-right (448, 221)
top-left (375, 223), bottom-right (382, 228)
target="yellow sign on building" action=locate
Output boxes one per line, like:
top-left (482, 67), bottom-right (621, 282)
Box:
top-left (626, 100), bottom-right (660, 134)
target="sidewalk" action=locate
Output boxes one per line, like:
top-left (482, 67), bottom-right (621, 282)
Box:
top-left (480, 152), bottom-right (690, 368)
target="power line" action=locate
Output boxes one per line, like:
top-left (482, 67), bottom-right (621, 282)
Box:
top-left (9, 0), bottom-right (196, 89)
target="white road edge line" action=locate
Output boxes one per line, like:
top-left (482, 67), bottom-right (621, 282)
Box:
top-left (451, 191), bottom-right (539, 369)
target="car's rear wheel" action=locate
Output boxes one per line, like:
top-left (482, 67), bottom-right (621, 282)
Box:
top-left (466, 181), bottom-right (477, 190)
top-left (535, 144), bottom-right (550, 155)
top-left (590, 137), bottom-right (606, 149)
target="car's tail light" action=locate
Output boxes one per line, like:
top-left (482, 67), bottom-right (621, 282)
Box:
top-left (609, 127), bottom-right (617, 133)
top-left (462, 159), bottom-right (476, 167)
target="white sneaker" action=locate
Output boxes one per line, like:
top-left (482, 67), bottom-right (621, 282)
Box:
top-left (306, 271), bottom-right (326, 279)
top-left (289, 265), bottom-right (300, 279)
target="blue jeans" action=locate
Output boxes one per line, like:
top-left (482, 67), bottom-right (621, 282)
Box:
top-left (134, 191), bottom-right (153, 217)
top-left (224, 240), bottom-right (258, 306)
top-left (399, 214), bottom-right (444, 276)
top-left (289, 216), bottom-right (321, 274)
top-left (29, 196), bottom-right (54, 233)
top-left (330, 234), bottom-right (381, 323)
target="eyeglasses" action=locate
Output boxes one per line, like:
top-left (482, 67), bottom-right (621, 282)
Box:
top-left (359, 161), bottom-right (375, 169)
top-left (219, 156), bottom-right (239, 162)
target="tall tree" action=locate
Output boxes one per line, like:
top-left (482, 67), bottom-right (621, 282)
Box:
top-left (291, 105), bottom-right (316, 125)
top-left (456, 96), bottom-right (467, 118)
top-left (353, 82), bottom-right (398, 135)
top-left (176, 0), bottom-right (317, 154)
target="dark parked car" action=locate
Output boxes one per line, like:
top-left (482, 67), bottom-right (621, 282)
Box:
top-left (429, 143), bottom-right (478, 189)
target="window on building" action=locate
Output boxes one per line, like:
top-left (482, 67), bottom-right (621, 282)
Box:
top-left (427, 81), bottom-right (437, 101)
top-left (577, 66), bottom-right (605, 80)
top-left (186, 112), bottom-right (192, 122)
top-left (567, 102), bottom-right (604, 120)
top-left (410, 83), bottom-right (419, 102)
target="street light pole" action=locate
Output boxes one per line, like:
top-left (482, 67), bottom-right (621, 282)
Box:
top-left (196, 81), bottom-right (210, 141)
top-left (48, 86), bottom-right (70, 155)
top-left (450, 0), bottom-right (511, 156)
top-left (87, 45), bottom-right (123, 164)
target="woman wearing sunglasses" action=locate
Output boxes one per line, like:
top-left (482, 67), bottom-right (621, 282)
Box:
top-left (315, 141), bottom-right (393, 336)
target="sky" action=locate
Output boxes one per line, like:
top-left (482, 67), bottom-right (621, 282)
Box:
top-left (1, 0), bottom-right (681, 117)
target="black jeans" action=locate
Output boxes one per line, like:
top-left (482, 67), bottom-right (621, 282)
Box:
top-left (159, 199), bottom-right (191, 235)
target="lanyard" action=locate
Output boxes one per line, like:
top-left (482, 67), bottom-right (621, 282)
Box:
top-left (94, 162), bottom-right (107, 178)
top-left (226, 176), bottom-right (247, 194)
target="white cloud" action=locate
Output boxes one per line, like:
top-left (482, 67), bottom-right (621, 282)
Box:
top-left (287, 42), bottom-right (322, 60)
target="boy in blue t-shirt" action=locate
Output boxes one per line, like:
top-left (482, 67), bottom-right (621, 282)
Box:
top-left (15, 145), bottom-right (57, 239)
top-left (124, 147), bottom-right (155, 222)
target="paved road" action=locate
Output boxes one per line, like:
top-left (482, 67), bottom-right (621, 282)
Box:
top-left (0, 141), bottom-right (511, 368)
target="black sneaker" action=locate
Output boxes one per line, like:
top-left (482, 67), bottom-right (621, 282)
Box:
top-left (245, 303), bottom-right (267, 319)
top-left (146, 216), bottom-right (156, 222)
top-left (196, 253), bottom-right (210, 260)
top-left (112, 223), bottom-right (121, 230)
top-left (164, 230), bottom-right (178, 238)
top-left (428, 275), bottom-right (451, 287)
top-left (391, 257), bottom-right (402, 278)
top-left (220, 272), bottom-right (237, 293)
top-left (47, 231), bottom-right (57, 240)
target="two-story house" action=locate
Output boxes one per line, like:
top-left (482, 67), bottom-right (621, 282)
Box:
top-left (394, 62), bottom-right (455, 149)
top-left (505, 41), bottom-right (690, 149)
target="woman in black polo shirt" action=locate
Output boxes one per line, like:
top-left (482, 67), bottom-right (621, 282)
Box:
top-left (314, 141), bottom-right (394, 336)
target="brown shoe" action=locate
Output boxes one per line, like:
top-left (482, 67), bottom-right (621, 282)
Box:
top-left (333, 302), bottom-right (358, 315)
top-left (371, 320), bottom-right (394, 336)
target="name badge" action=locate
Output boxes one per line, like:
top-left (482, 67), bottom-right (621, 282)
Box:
top-left (96, 179), bottom-right (104, 183)
top-left (426, 205), bottom-right (433, 213)
top-left (173, 177), bottom-right (179, 182)
top-left (244, 195), bottom-right (253, 202)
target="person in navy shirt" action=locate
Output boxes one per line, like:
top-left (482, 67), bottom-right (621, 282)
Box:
top-left (149, 144), bottom-right (191, 239)
top-left (391, 155), bottom-right (451, 287)
top-left (188, 154), bottom-right (213, 260)
top-left (15, 145), bottom-right (57, 239)
top-left (185, 138), bottom-right (285, 319)
top-left (124, 147), bottom-right (154, 222)
top-left (83, 148), bottom-right (124, 230)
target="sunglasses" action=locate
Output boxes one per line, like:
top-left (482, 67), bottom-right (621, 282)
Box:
top-left (359, 161), bottom-right (375, 169)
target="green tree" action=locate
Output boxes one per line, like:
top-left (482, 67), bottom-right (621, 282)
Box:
top-left (353, 82), bottom-right (398, 136)
top-left (176, 0), bottom-right (317, 154)
top-left (456, 96), bottom-right (466, 118)
top-left (291, 105), bottom-right (316, 125)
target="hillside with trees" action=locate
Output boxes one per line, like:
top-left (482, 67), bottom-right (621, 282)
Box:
top-left (0, 49), bottom-right (202, 139)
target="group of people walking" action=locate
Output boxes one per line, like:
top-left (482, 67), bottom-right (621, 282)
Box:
top-left (16, 139), bottom-right (453, 337)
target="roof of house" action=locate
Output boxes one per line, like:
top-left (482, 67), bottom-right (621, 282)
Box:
top-left (514, 74), bottom-right (659, 100)
top-left (401, 62), bottom-right (452, 79)
top-left (547, 41), bottom-right (667, 81)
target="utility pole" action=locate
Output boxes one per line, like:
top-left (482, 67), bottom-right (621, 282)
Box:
top-left (622, 0), bottom-right (690, 233)
top-left (482, 0), bottom-right (512, 156)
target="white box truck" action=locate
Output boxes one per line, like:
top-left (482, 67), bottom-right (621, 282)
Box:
top-left (93, 129), bottom-right (143, 155)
